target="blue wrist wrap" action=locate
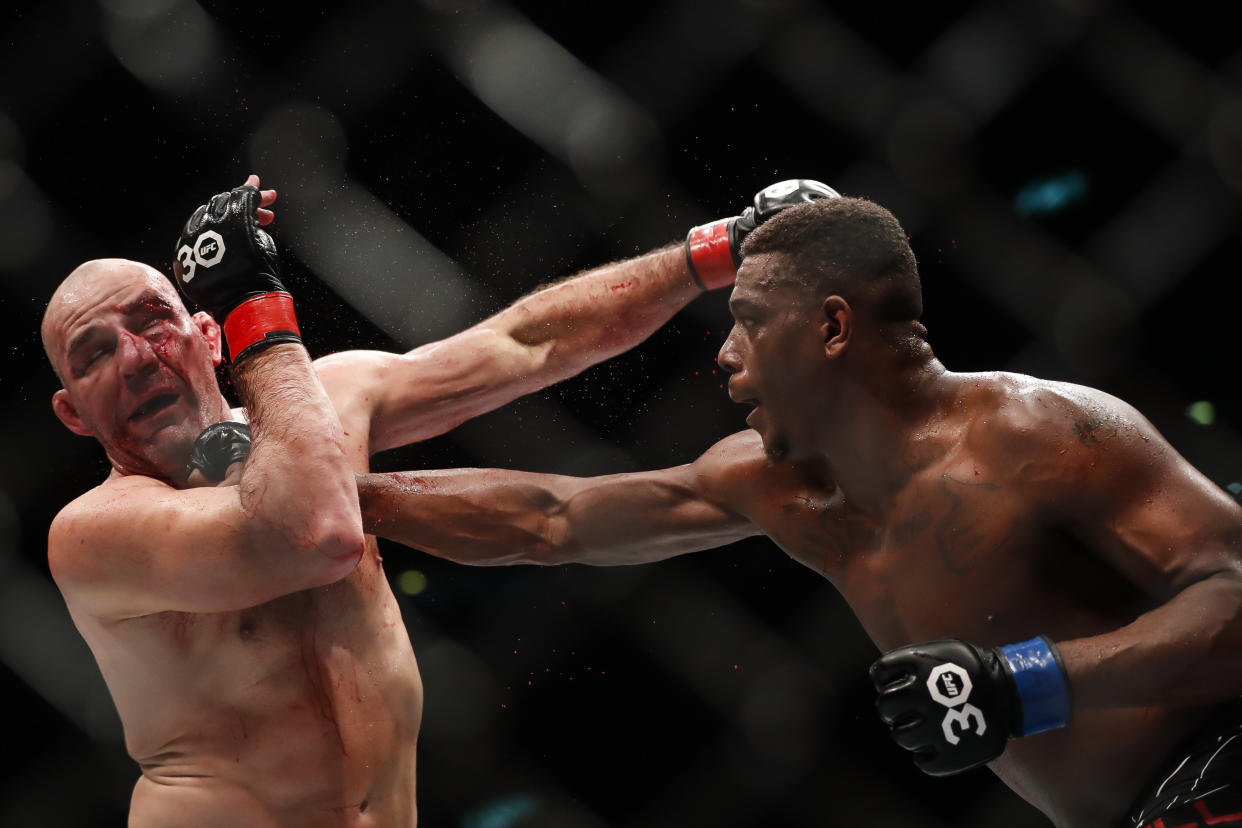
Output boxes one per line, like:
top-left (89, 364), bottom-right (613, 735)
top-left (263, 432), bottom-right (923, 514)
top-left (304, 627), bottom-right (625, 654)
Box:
top-left (998, 636), bottom-right (1071, 736)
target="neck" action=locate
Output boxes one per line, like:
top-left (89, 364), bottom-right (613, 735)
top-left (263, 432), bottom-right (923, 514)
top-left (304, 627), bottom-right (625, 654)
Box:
top-left (812, 350), bottom-right (957, 516)
top-left (107, 391), bottom-right (235, 487)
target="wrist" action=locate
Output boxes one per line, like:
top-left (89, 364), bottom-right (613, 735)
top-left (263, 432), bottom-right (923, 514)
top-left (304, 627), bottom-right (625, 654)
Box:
top-left (684, 218), bottom-right (737, 291)
top-left (997, 636), bottom-right (1072, 736)
top-left (222, 292), bottom-right (303, 363)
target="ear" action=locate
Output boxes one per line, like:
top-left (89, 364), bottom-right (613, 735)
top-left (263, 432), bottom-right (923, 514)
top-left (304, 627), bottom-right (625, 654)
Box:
top-left (52, 389), bottom-right (93, 437)
top-left (820, 296), bottom-right (853, 359)
top-left (192, 311), bottom-right (224, 366)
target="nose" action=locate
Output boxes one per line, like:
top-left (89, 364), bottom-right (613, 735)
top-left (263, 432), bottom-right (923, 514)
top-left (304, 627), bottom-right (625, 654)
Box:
top-left (716, 327), bottom-right (742, 375)
top-left (117, 329), bottom-right (159, 379)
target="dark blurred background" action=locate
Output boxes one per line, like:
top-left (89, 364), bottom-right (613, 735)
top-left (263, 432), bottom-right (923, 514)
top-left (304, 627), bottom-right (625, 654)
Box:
top-left (2, 0), bottom-right (1241, 825)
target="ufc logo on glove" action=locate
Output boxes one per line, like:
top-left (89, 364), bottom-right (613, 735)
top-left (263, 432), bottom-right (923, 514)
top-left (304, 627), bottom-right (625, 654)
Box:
top-left (871, 637), bottom-right (1070, 776)
top-left (175, 230), bottom-right (226, 283)
top-left (927, 664), bottom-right (988, 745)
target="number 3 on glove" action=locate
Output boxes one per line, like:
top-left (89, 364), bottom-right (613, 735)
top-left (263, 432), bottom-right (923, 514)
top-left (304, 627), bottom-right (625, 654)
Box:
top-left (870, 637), bottom-right (1071, 776)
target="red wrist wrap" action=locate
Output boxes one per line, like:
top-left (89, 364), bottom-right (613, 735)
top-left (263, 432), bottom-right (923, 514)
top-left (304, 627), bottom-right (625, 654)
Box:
top-left (222, 292), bottom-right (302, 362)
top-left (684, 218), bottom-right (736, 291)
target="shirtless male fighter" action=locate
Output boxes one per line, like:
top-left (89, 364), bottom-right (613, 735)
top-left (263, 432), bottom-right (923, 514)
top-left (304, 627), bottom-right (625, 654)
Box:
top-left (42, 175), bottom-right (831, 826)
top-left (356, 197), bottom-right (1242, 828)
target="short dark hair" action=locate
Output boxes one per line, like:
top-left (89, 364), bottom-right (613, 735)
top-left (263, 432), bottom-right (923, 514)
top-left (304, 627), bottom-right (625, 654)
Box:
top-left (740, 197), bottom-right (923, 324)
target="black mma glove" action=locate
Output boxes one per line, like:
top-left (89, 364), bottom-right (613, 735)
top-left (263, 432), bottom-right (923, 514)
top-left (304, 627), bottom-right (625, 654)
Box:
top-left (870, 636), bottom-right (1071, 777)
top-left (172, 185), bottom-right (301, 362)
top-left (684, 179), bottom-right (840, 290)
top-left (187, 421), bottom-right (252, 485)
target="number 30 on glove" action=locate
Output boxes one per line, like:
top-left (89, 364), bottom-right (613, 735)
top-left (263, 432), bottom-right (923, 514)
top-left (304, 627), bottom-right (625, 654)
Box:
top-left (869, 637), bottom-right (1071, 776)
top-left (172, 184), bottom-right (301, 363)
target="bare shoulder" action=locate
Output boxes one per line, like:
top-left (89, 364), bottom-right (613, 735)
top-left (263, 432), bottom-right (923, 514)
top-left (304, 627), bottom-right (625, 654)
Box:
top-left (48, 475), bottom-right (169, 583)
top-left (965, 371), bottom-right (1176, 496)
top-left (693, 429), bottom-right (834, 512)
top-left (981, 372), bottom-right (1160, 449)
top-left (313, 349), bottom-right (393, 398)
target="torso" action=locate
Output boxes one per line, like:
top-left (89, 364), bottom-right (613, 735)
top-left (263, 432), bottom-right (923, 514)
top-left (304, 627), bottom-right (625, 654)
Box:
top-left (717, 373), bottom-right (1217, 828)
top-left (62, 368), bottom-right (423, 828)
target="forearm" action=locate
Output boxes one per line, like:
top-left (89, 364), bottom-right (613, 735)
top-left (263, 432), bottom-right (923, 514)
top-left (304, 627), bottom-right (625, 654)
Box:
top-left (485, 244), bottom-right (703, 384)
top-left (356, 467), bottom-right (755, 566)
top-left (233, 344), bottom-right (364, 568)
top-left (357, 469), bottom-right (561, 565)
top-left (1060, 572), bottom-right (1242, 709)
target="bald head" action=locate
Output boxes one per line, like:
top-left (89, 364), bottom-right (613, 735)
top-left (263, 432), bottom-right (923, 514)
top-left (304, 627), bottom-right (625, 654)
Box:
top-left (42, 259), bottom-right (185, 383)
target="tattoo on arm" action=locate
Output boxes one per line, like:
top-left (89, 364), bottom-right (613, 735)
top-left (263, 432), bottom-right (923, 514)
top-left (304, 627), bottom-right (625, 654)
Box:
top-left (1073, 413), bottom-right (1119, 447)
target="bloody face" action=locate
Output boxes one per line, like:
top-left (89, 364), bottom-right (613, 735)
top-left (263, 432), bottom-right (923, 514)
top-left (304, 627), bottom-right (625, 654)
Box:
top-left (46, 261), bottom-right (226, 483)
top-left (717, 252), bottom-right (829, 463)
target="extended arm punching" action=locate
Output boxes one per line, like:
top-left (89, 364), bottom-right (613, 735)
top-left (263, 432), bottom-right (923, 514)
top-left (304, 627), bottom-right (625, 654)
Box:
top-left (356, 432), bottom-right (767, 566)
top-left (316, 180), bottom-right (841, 454)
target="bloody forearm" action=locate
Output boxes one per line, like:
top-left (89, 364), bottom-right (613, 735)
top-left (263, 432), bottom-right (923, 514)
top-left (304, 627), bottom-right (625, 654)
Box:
top-left (486, 244), bottom-right (703, 383)
top-left (232, 344), bottom-right (364, 568)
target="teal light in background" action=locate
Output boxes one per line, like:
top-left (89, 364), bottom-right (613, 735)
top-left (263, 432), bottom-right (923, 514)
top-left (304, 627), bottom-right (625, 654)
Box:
top-left (462, 794), bottom-right (539, 828)
top-left (1014, 170), bottom-right (1088, 216)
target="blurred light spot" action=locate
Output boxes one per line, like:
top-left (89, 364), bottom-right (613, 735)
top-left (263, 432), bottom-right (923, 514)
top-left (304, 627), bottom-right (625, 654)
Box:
top-left (449, 11), bottom-right (661, 202)
top-left (98, 0), bottom-right (178, 20)
top-left (1014, 170), bottom-right (1088, 216)
top-left (0, 490), bottom-right (18, 562)
top-left (397, 569), bottom-right (427, 595)
top-left (1186, 401), bottom-right (1215, 426)
top-left (101, 0), bottom-right (218, 92)
top-left (0, 161), bottom-right (53, 271)
top-left (1051, 278), bottom-right (1137, 379)
top-left (565, 97), bottom-right (661, 203)
top-left (738, 674), bottom-right (818, 766)
top-left (1226, 482), bottom-right (1242, 497)
top-left (461, 794), bottom-right (539, 828)
top-left (1207, 99), bottom-right (1242, 192)
top-left (248, 103), bottom-right (349, 201)
top-left (887, 98), bottom-right (974, 197)
top-left (0, 109), bottom-right (23, 164)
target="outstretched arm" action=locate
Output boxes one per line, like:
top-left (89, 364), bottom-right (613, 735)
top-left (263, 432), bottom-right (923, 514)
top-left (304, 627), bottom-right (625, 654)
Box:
top-left (318, 243), bottom-right (701, 453)
top-left (357, 432), bottom-right (768, 565)
top-left (315, 180), bottom-right (841, 454)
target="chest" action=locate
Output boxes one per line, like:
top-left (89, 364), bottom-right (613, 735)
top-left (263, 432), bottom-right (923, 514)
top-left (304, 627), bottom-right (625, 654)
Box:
top-left (754, 470), bottom-right (1141, 651)
top-left (127, 545), bottom-right (391, 667)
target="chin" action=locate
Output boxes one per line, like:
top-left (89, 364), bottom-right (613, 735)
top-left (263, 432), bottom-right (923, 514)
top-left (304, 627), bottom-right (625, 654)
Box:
top-left (757, 429), bottom-right (790, 463)
top-left (121, 426), bottom-right (197, 482)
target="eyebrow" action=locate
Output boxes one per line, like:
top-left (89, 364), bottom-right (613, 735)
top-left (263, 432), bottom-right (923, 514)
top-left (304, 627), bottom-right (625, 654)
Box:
top-left (65, 326), bottom-right (104, 370)
top-left (118, 292), bottom-right (175, 316)
top-left (728, 296), bottom-right (760, 313)
top-left (64, 291), bottom-right (174, 362)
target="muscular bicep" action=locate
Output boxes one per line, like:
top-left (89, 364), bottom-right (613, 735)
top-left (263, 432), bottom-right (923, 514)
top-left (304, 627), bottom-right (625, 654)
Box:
top-left (549, 464), bottom-right (761, 564)
top-left (49, 477), bottom-right (344, 619)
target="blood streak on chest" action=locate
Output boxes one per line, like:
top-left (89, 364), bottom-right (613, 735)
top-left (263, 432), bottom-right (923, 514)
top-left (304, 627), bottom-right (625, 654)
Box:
top-left (159, 610), bottom-right (197, 652)
top-left (295, 611), bottom-right (349, 758)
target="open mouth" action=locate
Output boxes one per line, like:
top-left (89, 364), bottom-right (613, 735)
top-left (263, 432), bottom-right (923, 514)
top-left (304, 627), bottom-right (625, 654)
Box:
top-left (129, 393), bottom-right (179, 421)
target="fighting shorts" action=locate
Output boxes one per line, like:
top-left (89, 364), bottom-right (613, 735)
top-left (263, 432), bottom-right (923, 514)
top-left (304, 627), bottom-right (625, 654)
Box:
top-left (1129, 701), bottom-right (1242, 827)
